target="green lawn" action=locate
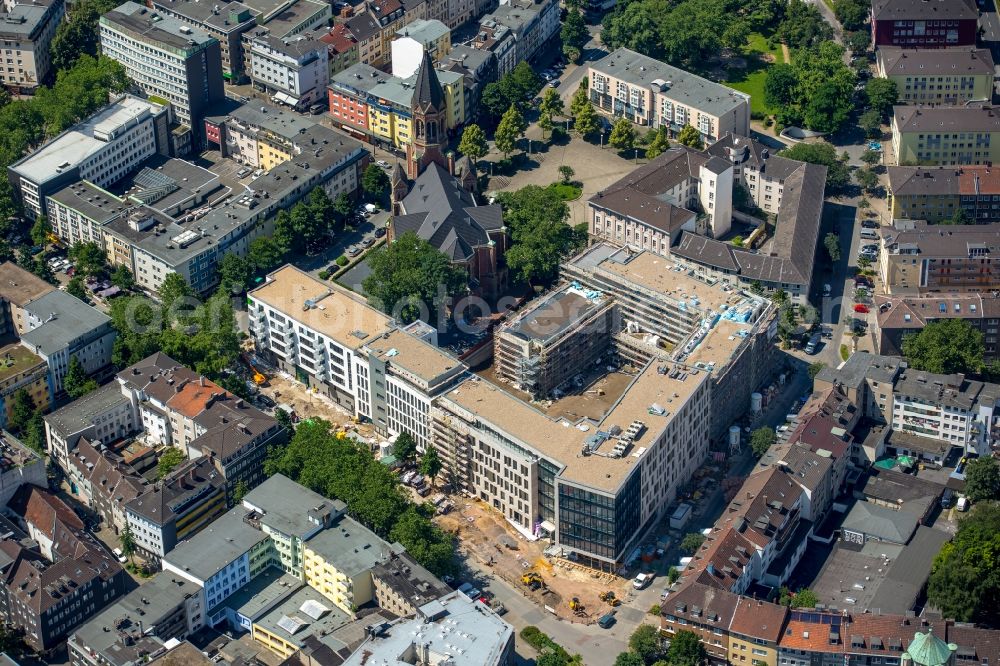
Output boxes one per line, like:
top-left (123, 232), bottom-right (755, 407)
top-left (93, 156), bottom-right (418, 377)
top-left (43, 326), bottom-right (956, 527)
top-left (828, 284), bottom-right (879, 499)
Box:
top-left (548, 182), bottom-right (583, 201)
top-left (723, 32), bottom-right (788, 116)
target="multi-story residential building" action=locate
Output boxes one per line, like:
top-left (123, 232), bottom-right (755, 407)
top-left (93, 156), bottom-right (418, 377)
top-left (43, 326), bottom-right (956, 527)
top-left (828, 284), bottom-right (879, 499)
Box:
top-left (0, 430), bottom-right (45, 507)
top-left (684, 466), bottom-right (808, 592)
top-left (874, 292), bottom-right (1000, 362)
top-left (870, 0), bottom-right (978, 49)
top-left (440, 44), bottom-right (496, 125)
top-left (586, 136), bottom-right (827, 303)
top-left (66, 437), bottom-right (149, 534)
top-left (328, 56), bottom-right (465, 151)
top-left (494, 285), bottom-right (616, 398)
top-left (563, 243), bottom-right (778, 441)
top-left (370, 551), bottom-right (451, 618)
top-left (876, 47), bottom-right (994, 106)
top-left (479, 0), bottom-right (558, 66)
top-left (891, 105), bottom-right (1000, 166)
top-left (8, 95), bottom-right (170, 219)
top-left (43, 382), bottom-right (134, 469)
top-left (886, 164), bottom-right (1000, 223)
top-left (472, 19), bottom-right (516, 77)
top-left (18, 289), bottom-right (115, 399)
top-left (247, 29), bottom-right (329, 109)
top-left (100, 2), bottom-right (224, 132)
top-left (0, 342), bottom-right (49, 428)
top-left (321, 23), bottom-right (360, 77)
top-left (125, 457), bottom-right (228, 562)
top-left (432, 356), bottom-right (711, 570)
top-left (67, 572), bottom-right (203, 666)
top-left (0, 0), bottom-right (64, 93)
top-left (248, 265), bottom-right (466, 451)
top-left (340, 591), bottom-right (514, 666)
top-left (2, 487), bottom-right (128, 653)
top-left (391, 19), bottom-right (451, 78)
top-left (342, 0), bottom-right (405, 69)
top-left (588, 48), bottom-right (750, 143)
top-left (0, 261), bottom-right (54, 337)
top-left (389, 160), bottom-right (506, 299)
top-left (878, 220), bottom-right (1000, 294)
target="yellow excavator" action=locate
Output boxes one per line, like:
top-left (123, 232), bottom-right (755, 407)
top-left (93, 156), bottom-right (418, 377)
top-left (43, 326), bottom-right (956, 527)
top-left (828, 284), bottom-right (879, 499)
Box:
top-left (599, 591), bottom-right (621, 607)
top-left (569, 597), bottom-right (587, 616)
top-left (521, 572), bottom-right (543, 590)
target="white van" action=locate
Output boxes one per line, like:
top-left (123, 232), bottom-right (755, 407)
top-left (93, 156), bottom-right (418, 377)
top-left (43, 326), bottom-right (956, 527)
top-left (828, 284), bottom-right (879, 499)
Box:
top-left (860, 230), bottom-right (879, 240)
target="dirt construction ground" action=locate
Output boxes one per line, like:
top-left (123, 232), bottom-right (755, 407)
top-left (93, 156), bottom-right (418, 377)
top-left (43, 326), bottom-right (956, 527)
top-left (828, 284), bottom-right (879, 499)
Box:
top-left (436, 498), bottom-right (634, 624)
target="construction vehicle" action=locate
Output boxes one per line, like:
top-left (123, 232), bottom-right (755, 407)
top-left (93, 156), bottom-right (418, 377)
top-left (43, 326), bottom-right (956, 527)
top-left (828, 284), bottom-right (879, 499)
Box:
top-left (242, 353), bottom-right (268, 386)
top-left (521, 572), bottom-right (543, 590)
top-left (599, 591), bottom-right (621, 606)
top-left (569, 597), bottom-right (587, 617)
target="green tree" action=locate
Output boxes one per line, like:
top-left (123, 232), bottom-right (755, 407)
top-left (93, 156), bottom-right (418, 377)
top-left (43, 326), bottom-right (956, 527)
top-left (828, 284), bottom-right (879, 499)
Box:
top-left (857, 255), bottom-right (872, 271)
top-left (157, 448), bottom-right (187, 479)
top-left (764, 64), bottom-right (798, 110)
top-left (902, 319), bottom-right (985, 375)
top-left (668, 566), bottom-right (680, 584)
top-left (777, 0), bottom-right (833, 49)
top-left (676, 124), bottom-right (703, 149)
top-left (942, 209), bottom-right (974, 225)
top-left (23, 411), bottom-right (46, 454)
top-left (860, 149), bottom-right (882, 168)
top-left (66, 275), bottom-right (88, 301)
top-left (791, 588), bottom-right (819, 609)
top-left (50, 0), bottom-right (120, 71)
top-left (614, 653), bottom-right (645, 666)
top-left (458, 123), bottom-right (489, 169)
top-left (859, 109), bottom-right (883, 139)
top-left (362, 163), bottom-right (390, 202)
top-left (750, 426), bottom-right (776, 458)
top-left (538, 88), bottom-right (565, 138)
top-left (865, 78), bottom-right (899, 120)
top-left (964, 457), bottom-right (1000, 503)
top-left (233, 479), bottom-right (250, 503)
top-left (362, 232), bottom-right (467, 325)
top-left (645, 126), bottom-right (671, 159)
top-left (158, 272), bottom-right (193, 311)
top-left (680, 532), bottom-right (706, 554)
top-left (495, 104), bottom-right (527, 159)
top-left (855, 167), bottom-right (879, 193)
top-left (393, 431), bottom-right (419, 464)
top-left (496, 185), bottom-right (576, 286)
top-left (845, 30), bottom-right (870, 53)
top-left (574, 100), bottom-right (600, 138)
top-left (30, 215), bottom-right (51, 247)
top-left (119, 522), bottom-right (137, 564)
top-left (824, 232), bottom-right (841, 262)
top-left (609, 117), bottom-right (636, 151)
top-left (561, 7), bottom-right (588, 55)
top-left (334, 192), bottom-right (353, 226)
top-left (69, 241), bottom-right (107, 277)
top-left (834, 0), bottom-right (868, 30)
top-left (110, 265), bottom-right (135, 291)
top-left (248, 236), bottom-right (285, 273)
top-left (780, 142), bottom-right (851, 192)
top-left (217, 253), bottom-right (252, 294)
top-left (389, 506), bottom-right (456, 575)
top-left (420, 446), bottom-right (442, 482)
top-left (64, 355), bottom-right (98, 398)
top-left (927, 503), bottom-right (1000, 624)
top-left (558, 165), bottom-right (575, 184)
top-left (8, 389), bottom-right (35, 434)
top-left (666, 629), bottom-right (707, 666)
top-left (628, 624), bottom-right (662, 664)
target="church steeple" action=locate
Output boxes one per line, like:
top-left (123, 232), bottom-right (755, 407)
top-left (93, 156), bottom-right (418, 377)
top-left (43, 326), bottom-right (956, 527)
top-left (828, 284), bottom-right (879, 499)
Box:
top-left (406, 49), bottom-right (448, 179)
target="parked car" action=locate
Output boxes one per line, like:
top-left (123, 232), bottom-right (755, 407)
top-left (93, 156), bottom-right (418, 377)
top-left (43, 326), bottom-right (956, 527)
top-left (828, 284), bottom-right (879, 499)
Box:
top-left (309, 102), bottom-right (326, 114)
top-left (822, 283), bottom-right (831, 297)
top-left (805, 333), bottom-right (821, 355)
top-left (861, 219), bottom-right (879, 229)
top-left (598, 612), bottom-right (617, 629)
top-left (347, 246), bottom-right (362, 257)
top-left (457, 583), bottom-right (481, 600)
top-left (957, 496), bottom-right (970, 512)
top-left (236, 167), bottom-right (251, 178)
top-left (547, 80), bottom-right (560, 88)
top-left (633, 572), bottom-right (653, 589)
top-left (416, 485), bottom-right (431, 497)
top-left (376, 159), bottom-right (391, 169)
top-left (853, 304), bottom-right (870, 313)
top-left (361, 237), bottom-right (375, 248)
top-left (941, 488), bottom-right (955, 508)
top-left (257, 394), bottom-right (277, 409)
top-left (374, 227), bottom-right (387, 238)
top-left (112, 547), bottom-right (127, 564)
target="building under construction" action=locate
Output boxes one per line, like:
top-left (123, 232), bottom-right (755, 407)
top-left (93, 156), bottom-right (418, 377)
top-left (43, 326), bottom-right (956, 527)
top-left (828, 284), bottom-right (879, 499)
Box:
top-left (493, 285), bottom-right (616, 398)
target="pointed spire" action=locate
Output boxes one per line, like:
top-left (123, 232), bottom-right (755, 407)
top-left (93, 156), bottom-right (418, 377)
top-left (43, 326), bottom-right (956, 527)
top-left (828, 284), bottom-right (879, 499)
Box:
top-left (413, 49), bottom-right (444, 111)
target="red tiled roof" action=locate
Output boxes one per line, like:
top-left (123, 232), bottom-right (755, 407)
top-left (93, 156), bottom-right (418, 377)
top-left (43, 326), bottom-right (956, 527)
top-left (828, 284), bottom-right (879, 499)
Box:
top-left (322, 24), bottom-right (357, 53)
top-left (730, 596), bottom-right (788, 642)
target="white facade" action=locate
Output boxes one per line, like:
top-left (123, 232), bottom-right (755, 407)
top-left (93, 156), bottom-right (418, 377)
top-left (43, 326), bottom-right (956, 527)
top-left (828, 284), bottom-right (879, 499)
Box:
top-left (249, 34), bottom-right (329, 107)
top-left (0, 0), bottom-right (65, 91)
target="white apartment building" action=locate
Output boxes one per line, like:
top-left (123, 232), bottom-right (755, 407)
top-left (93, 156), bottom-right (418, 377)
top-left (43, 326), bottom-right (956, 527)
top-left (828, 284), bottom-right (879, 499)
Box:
top-left (99, 2), bottom-right (225, 130)
top-left (7, 95), bottom-right (168, 219)
top-left (247, 266), bottom-right (467, 452)
top-left (247, 29), bottom-right (329, 108)
top-left (588, 48), bottom-right (750, 144)
top-left (0, 0), bottom-right (64, 92)
top-left (391, 19), bottom-right (451, 78)
top-left (43, 383), bottom-right (135, 471)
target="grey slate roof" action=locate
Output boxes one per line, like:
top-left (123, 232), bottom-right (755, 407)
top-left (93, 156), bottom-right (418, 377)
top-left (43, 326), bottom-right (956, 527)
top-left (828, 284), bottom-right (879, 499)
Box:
top-left (241, 473), bottom-right (345, 539)
top-left (413, 49), bottom-right (444, 111)
top-left (894, 105), bottom-right (1000, 134)
top-left (872, 0), bottom-right (976, 22)
top-left (841, 501), bottom-right (918, 544)
top-left (164, 508), bottom-right (268, 582)
top-left (44, 383), bottom-right (129, 439)
top-left (392, 162), bottom-right (502, 263)
top-left (103, 2), bottom-right (218, 51)
top-left (878, 47), bottom-right (993, 78)
top-left (589, 48), bottom-right (749, 118)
